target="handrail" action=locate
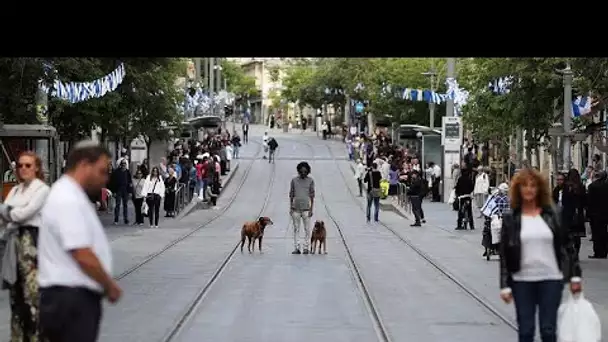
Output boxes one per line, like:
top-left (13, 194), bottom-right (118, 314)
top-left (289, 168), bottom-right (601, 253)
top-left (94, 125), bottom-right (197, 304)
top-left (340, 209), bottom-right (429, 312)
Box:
top-left (396, 182), bottom-right (413, 216)
top-left (173, 180), bottom-right (193, 215)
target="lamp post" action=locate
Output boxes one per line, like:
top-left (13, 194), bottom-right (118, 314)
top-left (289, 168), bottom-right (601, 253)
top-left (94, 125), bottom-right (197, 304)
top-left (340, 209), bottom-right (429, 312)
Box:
top-left (213, 64), bottom-right (224, 117)
top-left (422, 69), bottom-right (437, 129)
top-left (562, 63), bottom-right (573, 171)
top-left (442, 57), bottom-right (458, 203)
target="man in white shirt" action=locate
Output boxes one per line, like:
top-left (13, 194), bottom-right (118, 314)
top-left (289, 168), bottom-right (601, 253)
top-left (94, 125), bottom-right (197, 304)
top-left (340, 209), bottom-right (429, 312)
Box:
top-left (354, 159), bottom-right (367, 197)
top-left (38, 141), bottom-right (122, 342)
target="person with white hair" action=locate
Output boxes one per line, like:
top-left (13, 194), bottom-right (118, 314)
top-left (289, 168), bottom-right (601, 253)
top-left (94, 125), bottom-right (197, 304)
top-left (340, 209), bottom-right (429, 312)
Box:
top-left (354, 159), bottom-right (366, 196)
top-left (481, 183), bottom-right (510, 257)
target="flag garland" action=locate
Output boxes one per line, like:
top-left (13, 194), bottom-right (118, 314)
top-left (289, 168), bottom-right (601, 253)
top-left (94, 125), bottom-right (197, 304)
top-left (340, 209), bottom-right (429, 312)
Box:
top-left (325, 80), bottom-right (469, 107)
top-left (40, 63), bottom-right (126, 104)
top-left (489, 75), bottom-right (594, 118)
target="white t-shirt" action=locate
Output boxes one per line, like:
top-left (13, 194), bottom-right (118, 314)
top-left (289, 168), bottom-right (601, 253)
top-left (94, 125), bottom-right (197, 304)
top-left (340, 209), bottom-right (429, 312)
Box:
top-left (512, 215), bottom-right (562, 282)
top-left (38, 175), bottom-right (112, 293)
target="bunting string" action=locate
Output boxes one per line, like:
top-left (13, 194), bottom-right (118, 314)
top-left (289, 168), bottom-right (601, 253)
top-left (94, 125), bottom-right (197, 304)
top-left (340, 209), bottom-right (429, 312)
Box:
top-left (40, 63), bottom-right (126, 104)
top-left (489, 75), bottom-right (594, 118)
top-left (324, 79), bottom-right (470, 112)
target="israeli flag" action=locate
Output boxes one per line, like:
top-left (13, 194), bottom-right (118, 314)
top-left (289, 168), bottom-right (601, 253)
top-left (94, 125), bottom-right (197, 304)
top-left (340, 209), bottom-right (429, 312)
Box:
top-left (572, 96), bottom-right (592, 117)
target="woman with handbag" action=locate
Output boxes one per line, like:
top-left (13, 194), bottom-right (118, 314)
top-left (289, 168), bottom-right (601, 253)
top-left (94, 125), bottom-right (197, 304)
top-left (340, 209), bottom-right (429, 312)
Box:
top-left (0, 151), bottom-right (50, 341)
top-left (499, 168), bottom-right (582, 342)
top-left (143, 167), bottom-right (165, 228)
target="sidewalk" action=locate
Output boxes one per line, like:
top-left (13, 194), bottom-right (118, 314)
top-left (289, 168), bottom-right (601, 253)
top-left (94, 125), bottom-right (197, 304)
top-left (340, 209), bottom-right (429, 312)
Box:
top-left (100, 162), bottom-right (240, 232)
top-left (343, 160), bottom-right (608, 336)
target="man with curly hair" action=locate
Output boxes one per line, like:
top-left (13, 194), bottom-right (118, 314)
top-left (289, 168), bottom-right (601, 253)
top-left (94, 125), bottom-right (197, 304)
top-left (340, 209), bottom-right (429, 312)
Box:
top-left (289, 161), bottom-right (315, 254)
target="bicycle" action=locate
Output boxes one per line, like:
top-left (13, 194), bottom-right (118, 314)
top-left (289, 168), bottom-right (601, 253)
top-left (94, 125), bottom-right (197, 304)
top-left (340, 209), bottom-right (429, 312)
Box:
top-left (458, 194), bottom-right (473, 230)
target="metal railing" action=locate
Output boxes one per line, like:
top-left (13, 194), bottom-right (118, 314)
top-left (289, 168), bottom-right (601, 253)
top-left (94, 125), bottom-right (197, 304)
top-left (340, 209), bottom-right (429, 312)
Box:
top-left (173, 180), bottom-right (194, 215)
top-left (396, 183), bottom-right (413, 216)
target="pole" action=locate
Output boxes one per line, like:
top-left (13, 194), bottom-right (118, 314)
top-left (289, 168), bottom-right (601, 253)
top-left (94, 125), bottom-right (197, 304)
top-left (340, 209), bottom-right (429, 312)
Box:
top-left (563, 63), bottom-right (573, 171)
top-left (442, 57), bottom-right (457, 203)
top-left (208, 58), bottom-right (215, 94)
top-left (446, 58), bottom-right (456, 117)
top-left (429, 73), bottom-right (436, 129)
top-left (215, 58), bottom-right (221, 93)
top-left (202, 58), bottom-right (208, 89)
top-left (194, 58), bottom-right (201, 84)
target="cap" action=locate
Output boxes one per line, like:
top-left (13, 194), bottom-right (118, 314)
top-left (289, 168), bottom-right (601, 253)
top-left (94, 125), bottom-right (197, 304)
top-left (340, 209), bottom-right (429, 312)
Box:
top-left (498, 183), bottom-right (509, 192)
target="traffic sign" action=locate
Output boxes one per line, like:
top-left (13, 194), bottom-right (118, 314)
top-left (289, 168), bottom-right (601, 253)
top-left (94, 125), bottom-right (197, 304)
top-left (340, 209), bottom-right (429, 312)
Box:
top-left (355, 102), bottom-right (364, 113)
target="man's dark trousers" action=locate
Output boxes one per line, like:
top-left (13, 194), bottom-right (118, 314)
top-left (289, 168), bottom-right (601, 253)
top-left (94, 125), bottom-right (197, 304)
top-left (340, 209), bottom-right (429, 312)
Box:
top-left (590, 218), bottom-right (608, 257)
top-left (114, 190), bottom-right (129, 223)
top-left (40, 286), bottom-right (102, 342)
top-left (432, 177), bottom-right (441, 202)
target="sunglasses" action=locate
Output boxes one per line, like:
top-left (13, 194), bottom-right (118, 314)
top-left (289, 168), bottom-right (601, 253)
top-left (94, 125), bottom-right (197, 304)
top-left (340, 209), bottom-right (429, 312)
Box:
top-left (17, 163), bottom-right (32, 169)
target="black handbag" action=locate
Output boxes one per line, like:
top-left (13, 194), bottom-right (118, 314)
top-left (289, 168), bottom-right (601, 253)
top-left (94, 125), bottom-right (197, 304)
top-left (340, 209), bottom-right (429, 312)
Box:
top-left (146, 180), bottom-right (158, 201)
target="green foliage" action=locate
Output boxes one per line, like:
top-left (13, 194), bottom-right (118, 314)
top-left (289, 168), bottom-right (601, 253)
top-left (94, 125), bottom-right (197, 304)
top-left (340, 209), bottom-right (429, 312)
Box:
top-left (0, 57), bottom-right (186, 144)
top-left (0, 58), bottom-right (46, 124)
top-left (460, 58), bottom-right (566, 146)
top-left (281, 58), bottom-right (447, 126)
top-left (221, 60), bottom-right (259, 98)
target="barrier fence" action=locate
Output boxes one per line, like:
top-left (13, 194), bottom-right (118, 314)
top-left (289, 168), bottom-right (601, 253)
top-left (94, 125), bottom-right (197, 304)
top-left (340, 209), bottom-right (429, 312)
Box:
top-left (396, 183), bottom-right (413, 216)
top-left (174, 180), bottom-right (194, 215)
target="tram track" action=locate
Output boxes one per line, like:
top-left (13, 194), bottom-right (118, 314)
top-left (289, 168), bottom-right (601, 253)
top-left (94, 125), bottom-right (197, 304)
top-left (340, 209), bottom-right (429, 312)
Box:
top-left (159, 142), bottom-right (278, 342)
top-left (320, 143), bottom-right (518, 332)
top-left (287, 140), bottom-right (392, 342)
top-left (115, 141), bottom-right (264, 281)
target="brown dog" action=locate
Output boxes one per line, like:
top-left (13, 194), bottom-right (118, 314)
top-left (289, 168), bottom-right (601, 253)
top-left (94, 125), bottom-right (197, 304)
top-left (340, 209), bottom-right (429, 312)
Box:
top-left (240, 216), bottom-right (273, 253)
top-left (310, 220), bottom-right (327, 254)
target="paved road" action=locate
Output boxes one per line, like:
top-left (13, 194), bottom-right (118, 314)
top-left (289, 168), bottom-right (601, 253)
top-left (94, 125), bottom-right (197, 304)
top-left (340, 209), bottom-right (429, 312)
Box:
top-left (94, 130), bottom-right (518, 342)
top-left (1, 127), bottom-right (528, 341)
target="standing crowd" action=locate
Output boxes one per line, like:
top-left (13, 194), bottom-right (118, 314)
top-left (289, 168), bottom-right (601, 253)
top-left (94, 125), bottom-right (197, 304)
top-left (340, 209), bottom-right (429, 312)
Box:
top-left (348, 131), bottom-right (441, 225)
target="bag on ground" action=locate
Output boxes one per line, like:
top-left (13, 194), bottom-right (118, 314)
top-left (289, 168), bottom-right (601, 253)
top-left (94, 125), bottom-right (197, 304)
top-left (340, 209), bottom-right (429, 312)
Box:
top-left (557, 292), bottom-right (601, 342)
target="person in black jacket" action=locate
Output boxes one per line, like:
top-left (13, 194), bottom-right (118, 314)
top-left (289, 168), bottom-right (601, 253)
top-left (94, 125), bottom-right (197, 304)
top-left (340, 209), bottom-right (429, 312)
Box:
top-left (587, 171), bottom-right (608, 258)
top-left (499, 167), bottom-right (581, 342)
top-left (109, 160), bottom-right (133, 225)
top-left (268, 138), bottom-right (279, 163)
top-left (455, 168), bottom-right (475, 230)
top-left (561, 168), bottom-right (586, 257)
top-left (364, 163), bottom-right (382, 223)
top-left (407, 170), bottom-right (424, 227)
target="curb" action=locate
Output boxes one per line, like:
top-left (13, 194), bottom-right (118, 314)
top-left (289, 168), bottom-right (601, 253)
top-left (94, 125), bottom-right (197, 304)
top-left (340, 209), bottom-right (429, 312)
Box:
top-left (348, 163), bottom-right (415, 221)
top-left (176, 162), bottom-right (240, 220)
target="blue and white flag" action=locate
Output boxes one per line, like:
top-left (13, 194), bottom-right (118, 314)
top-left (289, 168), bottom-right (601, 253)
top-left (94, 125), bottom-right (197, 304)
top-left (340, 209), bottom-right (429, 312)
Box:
top-left (572, 96), bottom-right (592, 117)
top-left (41, 63), bottom-right (126, 104)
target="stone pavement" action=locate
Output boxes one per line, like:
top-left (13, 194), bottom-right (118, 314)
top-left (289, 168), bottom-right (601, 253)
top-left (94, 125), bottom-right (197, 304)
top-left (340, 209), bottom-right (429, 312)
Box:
top-left (0, 132), bottom-right (558, 341)
top-left (342, 158), bottom-right (608, 338)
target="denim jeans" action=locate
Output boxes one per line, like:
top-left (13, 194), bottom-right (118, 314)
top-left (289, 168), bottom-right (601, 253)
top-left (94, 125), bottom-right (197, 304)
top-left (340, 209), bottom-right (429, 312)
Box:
top-left (366, 194), bottom-right (380, 222)
top-left (114, 191), bottom-right (129, 223)
top-left (512, 280), bottom-right (563, 342)
top-left (233, 146), bottom-right (239, 159)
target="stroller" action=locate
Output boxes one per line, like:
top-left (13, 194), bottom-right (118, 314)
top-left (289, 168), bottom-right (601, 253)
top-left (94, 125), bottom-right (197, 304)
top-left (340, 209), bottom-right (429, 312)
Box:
top-left (481, 190), bottom-right (502, 260)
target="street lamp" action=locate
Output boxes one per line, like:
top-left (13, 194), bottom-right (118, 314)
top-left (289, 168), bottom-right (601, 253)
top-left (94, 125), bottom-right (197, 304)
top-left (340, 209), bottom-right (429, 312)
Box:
top-left (421, 69), bottom-right (437, 129)
top-left (554, 62), bottom-right (574, 171)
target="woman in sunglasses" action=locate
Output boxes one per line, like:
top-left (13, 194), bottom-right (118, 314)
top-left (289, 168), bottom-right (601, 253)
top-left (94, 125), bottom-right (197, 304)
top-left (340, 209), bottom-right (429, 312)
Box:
top-left (0, 151), bottom-right (50, 341)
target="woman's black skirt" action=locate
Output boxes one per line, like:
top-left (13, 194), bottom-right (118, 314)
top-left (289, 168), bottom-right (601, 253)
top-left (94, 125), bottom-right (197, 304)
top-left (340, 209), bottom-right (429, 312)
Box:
top-left (164, 192), bottom-right (176, 211)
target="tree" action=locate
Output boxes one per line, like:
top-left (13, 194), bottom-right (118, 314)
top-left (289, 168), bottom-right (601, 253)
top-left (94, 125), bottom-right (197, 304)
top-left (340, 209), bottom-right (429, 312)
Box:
top-left (117, 58), bottom-right (185, 159)
top-left (0, 58), bottom-right (51, 124)
top-left (460, 58), bottom-right (566, 165)
top-left (281, 58), bottom-right (448, 126)
top-left (221, 60), bottom-right (259, 98)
